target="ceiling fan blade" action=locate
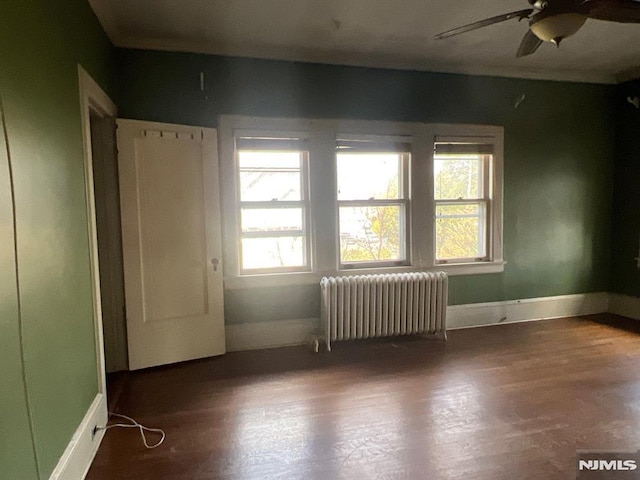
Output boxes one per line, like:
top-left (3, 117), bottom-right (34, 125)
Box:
top-left (585, 0), bottom-right (640, 23)
top-left (516, 29), bottom-right (543, 57)
top-left (434, 9), bottom-right (534, 40)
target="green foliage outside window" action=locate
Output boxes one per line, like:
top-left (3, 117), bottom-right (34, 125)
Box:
top-left (340, 178), bottom-right (402, 263)
top-left (339, 156), bottom-right (487, 263)
top-left (435, 156), bottom-right (485, 260)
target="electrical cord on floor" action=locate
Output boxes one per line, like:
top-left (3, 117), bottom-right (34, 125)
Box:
top-left (96, 412), bottom-right (166, 449)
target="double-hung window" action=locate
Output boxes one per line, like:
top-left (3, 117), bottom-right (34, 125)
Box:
top-left (336, 138), bottom-right (411, 268)
top-left (236, 136), bottom-right (311, 273)
top-left (220, 116), bottom-right (504, 285)
top-left (434, 139), bottom-right (495, 264)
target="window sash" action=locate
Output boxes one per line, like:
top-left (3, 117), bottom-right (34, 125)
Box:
top-left (338, 199), bottom-right (409, 207)
top-left (338, 199), bottom-right (410, 267)
top-left (336, 151), bottom-right (410, 201)
top-left (434, 153), bottom-right (489, 202)
top-left (433, 142), bottom-right (494, 265)
top-left (240, 202), bottom-right (307, 238)
top-left (239, 204), bottom-right (311, 271)
top-left (434, 143), bottom-right (494, 155)
top-left (336, 145), bottom-right (410, 267)
top-left (336, 139), bottom-right (412, 153)
top-left (434, 199), bottom-right (489, 263)
top-left (236, 147), bottom-right (311, 274)
top-left (240, 200), bottom-right (305, 208)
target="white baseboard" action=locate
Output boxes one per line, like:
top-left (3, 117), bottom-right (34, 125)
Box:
top-left (447, 292), bottom-right (609, 330)
top-left (608, 293), bottom-right (640, 320)
top-left (48, 393), bottom-right (107, 480)
top-left (224, 292), bottom-right (611, 349)
top-left (226, 317), bottom-right (320, 352)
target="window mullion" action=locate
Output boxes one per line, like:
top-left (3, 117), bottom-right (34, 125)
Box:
top-left (308, 124), bottom-right (337, 272)
top-left (218, 116), bottom-right (241, 277)
top-left (301, 151), bottom-right (312, 270)
top-left (412, 128), bottom-right (434, 269)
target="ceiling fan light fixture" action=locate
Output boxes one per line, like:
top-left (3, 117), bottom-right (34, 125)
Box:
top-left (530, 13), bottom-right (587, 44)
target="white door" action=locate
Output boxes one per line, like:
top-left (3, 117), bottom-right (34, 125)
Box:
top-left (117, 119), bottom-right (225, 370)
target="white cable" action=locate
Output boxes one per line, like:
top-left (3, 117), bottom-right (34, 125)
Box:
top-left (97, 412), bottom-right (166, 449)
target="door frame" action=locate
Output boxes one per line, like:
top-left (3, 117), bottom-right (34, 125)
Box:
top-left (78, 65), bottom-right (117, 396)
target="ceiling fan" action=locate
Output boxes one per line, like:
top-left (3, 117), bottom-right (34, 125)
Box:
top-left (434, 0), bottom-right (640, 57)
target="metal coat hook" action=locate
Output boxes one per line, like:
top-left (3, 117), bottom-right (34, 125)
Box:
top-left (627, 96), bottom-right (640, 109)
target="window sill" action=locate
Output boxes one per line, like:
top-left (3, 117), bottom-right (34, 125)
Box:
top-left (224, 271), bottom-right (324, 290)
top-left (434, 261), bottom-right (506, 276)
top-left (224, 262), bottom-right (506, 290)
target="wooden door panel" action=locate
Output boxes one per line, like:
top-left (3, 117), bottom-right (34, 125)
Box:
top-left (117, 120), bottom-right (225, 370)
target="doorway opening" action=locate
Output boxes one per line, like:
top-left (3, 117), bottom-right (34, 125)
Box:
top-left (89, 110), bottom-right (128, 404)
top-left (78, 66), bottom-right (127, 415)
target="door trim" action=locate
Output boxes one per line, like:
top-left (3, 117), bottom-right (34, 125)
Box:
top-left (78, 65), bottom-right (117, 397)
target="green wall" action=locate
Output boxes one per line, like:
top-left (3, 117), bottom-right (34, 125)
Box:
top-left (0, 94), bottom-right (39, 480)
top-left (0, 1), bottom-right (115, 478)
top-left (611, 79), bottom-right (640, 298)
top-left (0, 3), bottom-right (629, 477)
top-left (117, 49), bottom-right (616, 323)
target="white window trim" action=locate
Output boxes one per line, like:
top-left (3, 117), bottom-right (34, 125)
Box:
top-left (219, 116), bottom-right (504, 290)
top-left (433, 133), bottom-right (503, 267)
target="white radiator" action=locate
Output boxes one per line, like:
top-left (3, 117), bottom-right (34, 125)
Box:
top-left (320, 272), bottom-right (448, 351)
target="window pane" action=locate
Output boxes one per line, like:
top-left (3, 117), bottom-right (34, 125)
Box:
top-left (434, 155), bottom-right (483, 200)
top-left (339, 205), bottom-right (404, 263)
top-left (436, 204), bottom-right (486, 260)
top-left (238, 151), bottom-right (302, 201)
top-left (241, 208), bottom-right (303, 233)
top-left (337, 153), bottom-right (403, 200)
top-left (241, 236), bottom-right (305, 270)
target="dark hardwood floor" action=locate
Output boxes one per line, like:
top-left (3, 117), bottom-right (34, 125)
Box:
top-left (87, 315), bottom-right (640, 479)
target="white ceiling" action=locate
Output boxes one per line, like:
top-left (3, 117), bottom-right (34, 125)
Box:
top-left (88, 0), bottom-right (640, 84)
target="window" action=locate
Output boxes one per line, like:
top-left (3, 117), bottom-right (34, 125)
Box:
top-left (219, 117), bottom-right (503, 286)
top-left (236, 136), bottom-right (310, 273)
top-left (434, 140), bottom-right (493, 264)
top-left (336, 139), bottom-right (410, 267)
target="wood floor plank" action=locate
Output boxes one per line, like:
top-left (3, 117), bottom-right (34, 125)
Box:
top-left (88, 315), bottom-right (640, 479)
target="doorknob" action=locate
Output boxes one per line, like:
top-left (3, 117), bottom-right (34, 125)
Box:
top-left (210, 258), bottom-right (220, 271)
